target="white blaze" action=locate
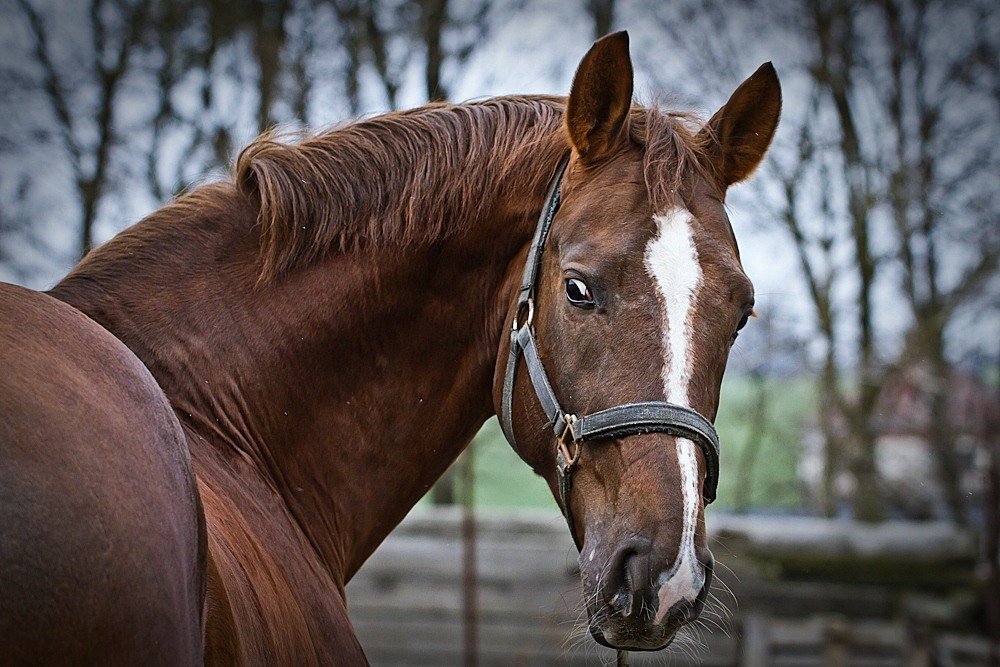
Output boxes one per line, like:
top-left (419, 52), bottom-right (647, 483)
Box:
top-left (643, 207), bottom-right (706, 623)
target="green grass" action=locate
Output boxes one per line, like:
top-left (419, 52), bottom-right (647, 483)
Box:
top-left (712, 375), bottom-right (813, 511)
top-left (425, 374), bottom-right (816, 513)
top-left (468, 418), bottom-right (557, 511)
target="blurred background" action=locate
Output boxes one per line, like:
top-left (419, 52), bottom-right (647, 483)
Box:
top-left (0, 0), bottom-right (997, 664)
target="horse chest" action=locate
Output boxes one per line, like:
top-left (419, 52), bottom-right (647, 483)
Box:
top-left (192, 448), bottom-right (365, 664)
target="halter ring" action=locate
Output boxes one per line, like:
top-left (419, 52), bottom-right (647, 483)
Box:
top-left (556, 413), bottom-right (581, 470)
top-left (512, 297), bottom-right (534, 332)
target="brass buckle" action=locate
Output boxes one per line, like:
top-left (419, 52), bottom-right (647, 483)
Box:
top-left (556, 413), bottom-right (581, 472)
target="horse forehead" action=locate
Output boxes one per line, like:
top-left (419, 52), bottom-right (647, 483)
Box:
top-left (563, 150), bottom-right (645, 206)
top-left (560, 161), bottom-right (742, 280)
top-left (559, 179), bottom-right (652, 257)
top-left (640, 208), bottom-right (753, 366)
top-left (643, 206), bottom-right (701, 308)
top-left (653, 196), bottom-right (748, 282)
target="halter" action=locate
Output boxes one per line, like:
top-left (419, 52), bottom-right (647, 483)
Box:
top-left (499, 154), bottom-right (721, 550)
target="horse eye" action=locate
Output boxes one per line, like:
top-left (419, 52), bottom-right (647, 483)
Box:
top-left (565, 278), bottom-right (594, 307)
top-left (732, 311), bottom-right (751, 340)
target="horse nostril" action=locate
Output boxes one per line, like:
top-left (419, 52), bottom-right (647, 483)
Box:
top-left (668, 551), bottom-right (714, 624)
top-left (653, 545), bottom-right (714, 627)
top-left (690, 548), bottom-right (714, 619)
top-left (605, 537), bottom-right (652, 615)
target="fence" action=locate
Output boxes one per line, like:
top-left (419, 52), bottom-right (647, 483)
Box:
top-left (346, 509), bottom-right (994, 666)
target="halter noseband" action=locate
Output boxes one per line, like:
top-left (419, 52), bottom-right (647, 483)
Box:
top-left (499, 155), bottom-right (721, 550)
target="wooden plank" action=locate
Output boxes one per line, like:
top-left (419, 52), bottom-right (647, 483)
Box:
top-left (359, 634), bottom-right (735, 667)
top-left (740, 613), bottom-right (770, 667)
top-left (355, 535), bottom-right (580, 582)
top-left (346, 508), bottom-right (981, 665)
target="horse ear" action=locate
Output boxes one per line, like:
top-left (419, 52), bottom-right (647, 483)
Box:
top-left (699, 62), bottom-right (782, 189)
top-left (566, 31), bottom-right (634, 162)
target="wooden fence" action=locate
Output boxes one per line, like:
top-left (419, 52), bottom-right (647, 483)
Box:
top-left (346, 509), bottom-right (995, 666)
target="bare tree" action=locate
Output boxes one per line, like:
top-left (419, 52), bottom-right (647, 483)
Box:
top-left (0, 174), bottom-right (65, 282)
top-left (142, 0), bottom-right (298, 198)
top-left (16, 0), bottom-right (150, 258)
top-left (288, 1), bottom-right (318, 126)
top-left (137, 0), bottom-right (341, 202)
top-left (802, 0), bottom-right (997, 522)
top-left (326, 0), bottom-right (406, 112)
top-left (586, 0), bottom-right (616, 39)
top-left (809, 0), bottom-right (884, 521)
top-left (648, 0), bottom-right (998, 521)
top-left (250, 0), bottom-right (292, 131)
top-left (345, 0), bottom-right (491, 110)
top-left (875, 0), bottom-right (999, 523)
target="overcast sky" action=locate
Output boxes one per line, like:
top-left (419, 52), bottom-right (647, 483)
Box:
top-left (1, 0), bottom-right (996, 368)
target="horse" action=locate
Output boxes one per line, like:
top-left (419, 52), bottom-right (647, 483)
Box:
top-left (0, 31), bottom-right (780, 663)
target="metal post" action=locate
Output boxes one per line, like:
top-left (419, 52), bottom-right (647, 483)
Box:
top-left (460, 448), bottom-right (478, 667)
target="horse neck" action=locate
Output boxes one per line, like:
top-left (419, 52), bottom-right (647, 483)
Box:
top-left (51, 128), bottom-right (566, 583)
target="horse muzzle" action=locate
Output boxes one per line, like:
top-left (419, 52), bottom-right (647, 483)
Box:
top-left (580, 537), bottom-right (714, 651)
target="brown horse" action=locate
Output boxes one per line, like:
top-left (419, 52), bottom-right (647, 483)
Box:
top-left (0, 31), bottom-right (779, 663)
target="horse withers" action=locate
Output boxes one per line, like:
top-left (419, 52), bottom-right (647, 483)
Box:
top-left (0, 31), bottom-right (779, 663)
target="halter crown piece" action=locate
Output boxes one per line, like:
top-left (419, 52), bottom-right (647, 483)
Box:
top-left (500, 154), bottom-right (722, 551)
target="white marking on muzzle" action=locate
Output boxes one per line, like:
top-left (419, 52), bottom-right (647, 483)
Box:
top-left (643, 207), bottom-right (707, 623)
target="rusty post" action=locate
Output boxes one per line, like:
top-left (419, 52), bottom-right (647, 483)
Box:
top-left (460, 448), bottom-right (478, 667)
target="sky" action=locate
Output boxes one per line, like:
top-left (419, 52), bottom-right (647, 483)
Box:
top-left (0, 0), bottom-right (996, 370)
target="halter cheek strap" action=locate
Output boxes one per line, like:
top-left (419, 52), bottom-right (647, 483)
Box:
top-left (499, 154), bottom-right (721, 550)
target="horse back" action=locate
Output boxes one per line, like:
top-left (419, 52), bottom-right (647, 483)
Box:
top-left (0, 283), bottom-right (204, 665)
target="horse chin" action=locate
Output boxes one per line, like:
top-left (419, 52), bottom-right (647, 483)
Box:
top-left (587, 614), bottom-right (677, 652)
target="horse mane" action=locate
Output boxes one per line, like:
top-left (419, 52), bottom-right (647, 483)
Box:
top-left (631, 106), bottom-right (715, 211)
top-left (234, 95), bottom-right (711, 281)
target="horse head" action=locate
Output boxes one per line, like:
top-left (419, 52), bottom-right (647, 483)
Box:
top-left (496, 32), bottom-right (781, 651)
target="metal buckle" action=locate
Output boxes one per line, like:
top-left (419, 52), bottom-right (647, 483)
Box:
top-left (556, 413), bottom-right (580, 472)
top-left (512, 297), bottom-right (534, 332)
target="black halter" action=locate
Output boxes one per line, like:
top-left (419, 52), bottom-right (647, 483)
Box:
top-left (499, 155), bottom-right (722, 550)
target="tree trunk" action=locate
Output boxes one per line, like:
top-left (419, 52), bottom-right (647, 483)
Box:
top-left (79, 180), bottom-right (99, 258)
top-left (586, 0), bottom-right (615, 39)
top-left (252, 0), bottom-right (290, 134)
top-left (817, 0), bottom-right (883, 521)
top-left (925, 324), bottom-right (967, 524)
top-left (734, 370), bottom-right (769, 513)
top-left (984, 423), bottom-right (1000, 662)
top-left (420, 0), bottom-right (449, 101)
top-left (849, 412), bottom-right (883, 522)
top-left (819, 358), bottom-right (841, 517)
